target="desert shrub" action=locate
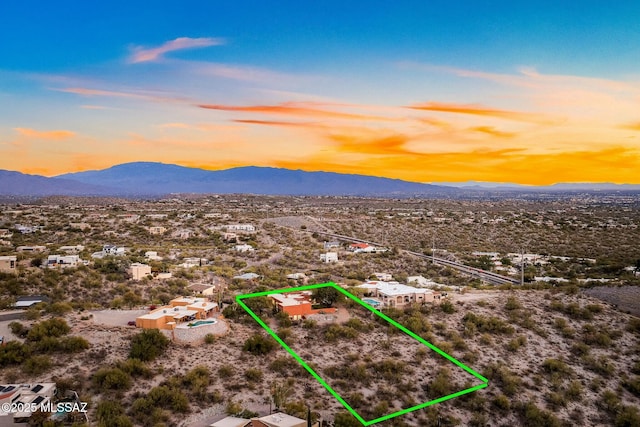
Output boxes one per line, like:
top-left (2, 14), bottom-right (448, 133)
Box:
top-left (546, 391), bottom-right (567, 409)
top-left (218, 364), bottom-right (235, 378)
top-left (493, 394), bottom-right (511, 411)
top-left (204, 333), bottom-right (216, 344)
top-left (334, 411), bottom-right (362, 427)
top-left (507, 335), bottom-right (527, 352)
top-left (45, 302), bottom-right (73, 315)
top-left (628, 317), bottom-right (640, 334)
top-left (324, 324), bottom-right (359, 342)
top-left (244, 368), bottom-right (263, 382)
top-left (423, 367), bottom-right (452, 399)
top-left (129, 329), bottom-right (170, 361)
top-left (96, 401), bottom-right (133, 427)
top-left (516, 401), bottom-right (562, 427)
top-left (505, 296), bottom-right (522, 311)
top-left (484, 363), bottom-right (522, 396)
top-left (599, 389), bottom-right (621, 414)
top-left (147, 385), bottom-right (189, 412)
top-left (275, 311), bottom-right (292, 327)
top-left (93, 367), bottom-right (132, 391)
top-left (243, 333), bottom-right (276, 355)
top-left (302, 319), bottom-right (317, 329)
top-left (22, 355), bottom-right (52, 375)
top-left (184, 366), bottom-right (211, 395)
top-left (582, 324), bottom-right (613, 347)
top-left (325, 362), bottom-right (370, 384)
top-left (26, 318), bottom-right (70, 341)
top-left (440, 300), bottom-right (455, 314)
top-left (622, 376), bottom-right (640, 397)
top-left (570, 342), bottom-right (590, 356)
top-left (59, 336), bottom-right (90, 352)
top-left (566, 380), bottom-right (584, 401)
top-left (463, 313), bottom-right (514, 335)
top-left (0, 341), bottom-right (31, 367)
top-left (542, 358), bottom-right (573, 376)
top-left (116, 358), bottom-right (153, 378)
top-left (8, 321), bottom-right (28, 337)
top-left (276, 327), bottom-right (294, 344)
top-left (582, 355), bottom-right (615, 378)
top-left (615, 405), bottom-right (640, 427)
top-left (344, 318), bottom-right (369, 332)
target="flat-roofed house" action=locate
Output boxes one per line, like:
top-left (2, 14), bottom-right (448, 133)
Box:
top-left (225, 224), bottom-right (255, 232)
top-left (358, 280), bottom-right (437, 308)
top-left (320, 252), bottom-right (338, 263)
top-left (136, 297), bottom-right (218, 330)
top-left (211, 413), bottom-right (319, 427)
top-left (148, 226), bottom-right (167, 235)
top-left (128, 263), bottom-right (152, 280)
top-left (0, 255), bottom-right (17, 273)
top-left (46, 255), bottom-right (81, 268)
top-left (269, 292), bottom-right (336, 320)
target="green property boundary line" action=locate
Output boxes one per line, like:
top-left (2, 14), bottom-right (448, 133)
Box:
top-left (236, 282), bottom-right (488, 426)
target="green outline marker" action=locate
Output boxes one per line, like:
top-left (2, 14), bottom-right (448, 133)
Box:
top-left (236, 282), bottom-right (488, 425)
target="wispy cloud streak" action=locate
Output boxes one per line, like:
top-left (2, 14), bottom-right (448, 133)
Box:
top-left (130, 37), bottom-right (225, 63)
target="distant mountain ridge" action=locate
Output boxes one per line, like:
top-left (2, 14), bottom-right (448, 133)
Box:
top-left (54, 162), bottom-right (458, 196)
top-left (0, 163), bottom-right (638, 196)
top-left (0, 170), bottom-right (115, 196)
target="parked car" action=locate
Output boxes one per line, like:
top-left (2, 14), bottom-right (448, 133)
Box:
top-left (127, 321), bottom-right (136, 326)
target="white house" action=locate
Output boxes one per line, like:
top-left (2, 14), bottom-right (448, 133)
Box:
top-left (407, 275), bottom-right (442, 288)
top-left (226, 224), bottom-right (255, 232)
top-left (234, 244), bottom-right (254, 252)
top-left (92, 245), bottom-right (126, 259)
top-left (145, 251), bottom-right (163, 261)
top-left (58, 245), bottom-right (85, 254)
top-left (46, 255), bottom-right (81, 268)
top-left (320, 252), bottom-right (338, 263)
top-left (373, 272), bottom-right (393, 281)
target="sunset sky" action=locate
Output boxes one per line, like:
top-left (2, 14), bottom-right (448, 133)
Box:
top-left (1, 1), bottom-right (640, 184)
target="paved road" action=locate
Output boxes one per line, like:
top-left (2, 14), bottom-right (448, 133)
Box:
top-left (310, 230), bottom-right (520, 286)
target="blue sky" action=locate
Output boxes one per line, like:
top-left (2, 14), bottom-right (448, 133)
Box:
top-left (1, 1), bottom-right (639, 183)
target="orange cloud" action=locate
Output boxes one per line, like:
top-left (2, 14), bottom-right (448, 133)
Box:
top-left (14, 127), bottom-right (75, 140)
top-left (470, 126), bottom-right (516, 138)
top-left (408, 102), bottom-right (552, 123)
top-left (130, 37), bottom-right (225, 63)
top-left (233, 119), bottom-right (320, 128)
top-left (621, 122), bottom-right (640, 131)
top-left (198, 102), bottom-right (390, 121)
top-left (272, 146), bottom-right (640, 185)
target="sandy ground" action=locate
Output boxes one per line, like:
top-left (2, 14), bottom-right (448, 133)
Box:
top-left (90, 309), bottom-right (149, 327)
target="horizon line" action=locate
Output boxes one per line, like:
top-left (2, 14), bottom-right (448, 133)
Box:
top-left (1, 162), bottom-right (639, 187)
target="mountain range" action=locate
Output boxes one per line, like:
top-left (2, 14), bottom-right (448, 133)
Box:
top-left (0, 162), bottom-right (638, 197)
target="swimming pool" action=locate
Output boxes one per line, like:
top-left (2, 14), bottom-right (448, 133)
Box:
top-left (362, 298), bottom-right (381, 307)
top-left (189, 320), bottom-right (217, 327)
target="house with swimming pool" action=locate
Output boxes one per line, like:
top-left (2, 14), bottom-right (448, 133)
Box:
top-left (136, 297), bottom-right (218, 330)
top-left (358, 280), bottom-right (439, 308)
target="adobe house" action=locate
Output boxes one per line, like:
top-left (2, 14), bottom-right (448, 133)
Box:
top-left (268, 292), bottom-right (336, 321)
top-left (136, 297), bottom-right (218, 330)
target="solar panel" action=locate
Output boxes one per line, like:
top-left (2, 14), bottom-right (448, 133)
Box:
top-left (33, 396), bottom-right (44, 404)
top-left (0, 386), bottom-right (6, 392)
top-left (4, 386), bottom-right (15, 392)
top-left (32, 385), bottom-right (43, 393)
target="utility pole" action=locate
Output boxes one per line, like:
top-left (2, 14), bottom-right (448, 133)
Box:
top-left (520, 248), bottom-right (524, 286)
top-left (432, 237), bottom-right (435, 265)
